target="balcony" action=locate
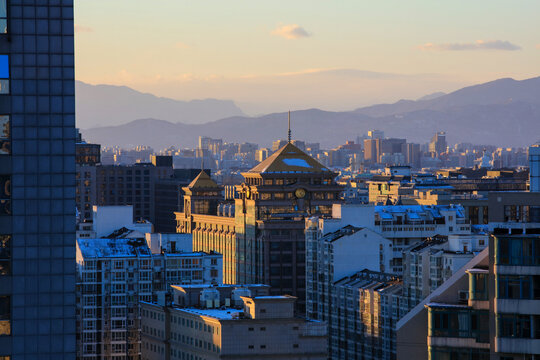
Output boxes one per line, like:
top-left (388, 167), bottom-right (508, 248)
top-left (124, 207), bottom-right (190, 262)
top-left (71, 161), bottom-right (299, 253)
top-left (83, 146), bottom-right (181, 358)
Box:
top-left (495, 337), bottom-right (540, 354)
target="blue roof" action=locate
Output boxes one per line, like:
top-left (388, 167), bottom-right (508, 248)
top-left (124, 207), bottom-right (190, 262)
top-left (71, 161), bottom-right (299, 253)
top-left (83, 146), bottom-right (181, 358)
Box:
top-left (77, 238), bottom-right (151, 258)
top-left (375, 205), bottom-right (465, 220)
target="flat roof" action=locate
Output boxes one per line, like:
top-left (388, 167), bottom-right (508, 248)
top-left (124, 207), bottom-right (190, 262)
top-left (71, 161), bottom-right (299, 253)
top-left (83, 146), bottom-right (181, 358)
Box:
top-left (178, 308), bottom-right (243, 320)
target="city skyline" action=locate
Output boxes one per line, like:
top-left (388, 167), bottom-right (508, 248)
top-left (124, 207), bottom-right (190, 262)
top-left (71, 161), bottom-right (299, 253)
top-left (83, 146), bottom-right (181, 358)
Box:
top-left (74, 1), bottom-right (540, 114)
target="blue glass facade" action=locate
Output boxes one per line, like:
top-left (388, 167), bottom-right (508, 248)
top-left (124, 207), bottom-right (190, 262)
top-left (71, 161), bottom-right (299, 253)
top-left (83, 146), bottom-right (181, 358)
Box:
top-left (0, 1), bottom-right (76, 359)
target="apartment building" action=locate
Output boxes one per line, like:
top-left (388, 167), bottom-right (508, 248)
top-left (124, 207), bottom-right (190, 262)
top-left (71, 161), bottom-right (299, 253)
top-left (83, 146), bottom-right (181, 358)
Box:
top-left (305, 217), bottom-right (393, 321)
top-left (396, 228), bottom-right (540, 359)
top-left (329, 271), bottom-right (404, 360)
top-left (76, 237), bottom-right (222, 360)
top-left (141, 286), bottom-right (327, 360)
top-left (402, 233), bottom-right (488, 311)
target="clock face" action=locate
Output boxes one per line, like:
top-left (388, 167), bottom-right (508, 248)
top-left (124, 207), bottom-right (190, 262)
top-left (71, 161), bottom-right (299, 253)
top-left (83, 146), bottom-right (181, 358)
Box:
top-left (295, 188), bottom-right (306, 199)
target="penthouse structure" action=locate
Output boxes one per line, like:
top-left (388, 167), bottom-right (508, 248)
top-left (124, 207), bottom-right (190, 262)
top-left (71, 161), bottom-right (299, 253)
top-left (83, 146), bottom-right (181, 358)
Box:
top-left (76, 237), bottom-right (222, 360)
top-left (176, 142), bottom-right (343, 307)
top-left (141, 285), bottom-right (327, 360)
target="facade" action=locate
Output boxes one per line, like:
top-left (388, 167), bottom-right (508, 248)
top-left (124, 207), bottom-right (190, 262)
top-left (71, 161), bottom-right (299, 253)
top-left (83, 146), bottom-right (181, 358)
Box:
top-left (141, 291), bottom-right (327, 360)
top-left (396, 229), bottom-right (540, 360)
top-left (401, 233), bottom-right (488, 313)
top-left (177, 143), bottom-right (343, 307)
top-left (0, 1), bottom-right (77, 358)
top-left (530, 144), bottom-right (540, 192)
top-left (429, 132), bottom-right (447, 157)
top-left (305, 218), bottom-right (394, 320)
top-left (76, 237), bottom-right (222, 359)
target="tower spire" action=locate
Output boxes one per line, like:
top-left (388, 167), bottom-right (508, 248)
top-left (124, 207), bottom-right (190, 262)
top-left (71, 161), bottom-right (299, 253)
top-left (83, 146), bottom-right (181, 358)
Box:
top-left (288, 110), bottom-right (291, 143)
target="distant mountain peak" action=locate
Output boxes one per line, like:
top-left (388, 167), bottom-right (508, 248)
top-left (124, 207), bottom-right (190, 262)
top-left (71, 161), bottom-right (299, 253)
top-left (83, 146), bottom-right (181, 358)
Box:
top-left (417, 92), bottom-right (446, 101)
top-left (75, 81), bottom-right (245, 129)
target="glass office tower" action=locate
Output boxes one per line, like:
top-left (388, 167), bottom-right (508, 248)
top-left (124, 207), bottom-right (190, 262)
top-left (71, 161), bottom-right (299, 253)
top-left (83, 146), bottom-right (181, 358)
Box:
top-left (0, 1), bottom-right (76, 359)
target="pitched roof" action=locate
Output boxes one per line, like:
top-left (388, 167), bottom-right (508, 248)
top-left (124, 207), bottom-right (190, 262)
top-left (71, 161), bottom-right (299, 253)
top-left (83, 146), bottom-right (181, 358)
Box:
top-left (247, 142), bottom-right (331, 174)
top-left (187, 170), bottom-right (220, 189)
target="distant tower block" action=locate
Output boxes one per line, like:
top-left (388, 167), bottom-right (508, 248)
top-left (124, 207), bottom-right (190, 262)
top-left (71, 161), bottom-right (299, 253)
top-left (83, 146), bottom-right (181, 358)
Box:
top-left (530, 144), bottom-right (540, 192)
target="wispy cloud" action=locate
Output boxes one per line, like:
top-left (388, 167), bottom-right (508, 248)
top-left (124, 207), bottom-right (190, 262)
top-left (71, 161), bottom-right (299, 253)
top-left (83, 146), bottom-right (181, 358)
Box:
top-left (271, 24), bottom-right (311, 39)
top-left (419, 40), bottom-right (521, 51)
top-left (74, 24), bottom-right (93, 33)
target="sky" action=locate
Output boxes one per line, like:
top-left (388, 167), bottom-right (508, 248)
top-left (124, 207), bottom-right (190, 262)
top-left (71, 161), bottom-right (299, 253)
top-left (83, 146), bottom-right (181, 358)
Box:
top-left (74, 0), bottom-right (540, 115)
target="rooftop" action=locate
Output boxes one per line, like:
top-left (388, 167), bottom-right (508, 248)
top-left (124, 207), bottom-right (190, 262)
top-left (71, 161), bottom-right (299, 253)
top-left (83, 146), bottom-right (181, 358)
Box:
top-left (246, 142), bottom-right (332, 174)
top-left (177, 308), bottom-right (243, 320)
top-left (77, 238), bottom-right (151, 258)
top-left (186, 170), bottom-right (220, 189)
top-left (321, 225), bottom-right (364, 243)
top-left (374, 204), bottom-right (465, 220)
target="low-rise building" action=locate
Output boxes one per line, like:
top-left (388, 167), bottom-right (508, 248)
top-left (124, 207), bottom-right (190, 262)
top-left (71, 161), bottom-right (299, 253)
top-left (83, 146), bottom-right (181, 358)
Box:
top-left (141, 287), bottom-right (327, 360)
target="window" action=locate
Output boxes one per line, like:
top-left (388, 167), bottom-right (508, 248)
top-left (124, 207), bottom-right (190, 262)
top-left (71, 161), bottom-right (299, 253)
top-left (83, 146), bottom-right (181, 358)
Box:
top-left (0, 235), bottom-right (9, 275)
top-left (0, 296), bottom-right (9, 335)
top-left (0, 1), bottom-right (6, 33)
top-left (497, 314), bottom-right (538, 339)
top-left (0, 55), bottom-right (7, 94)
top-left (0, 175), bottom-right (10, 215)
top-left (498, 275), bottom-right (540, 300)
top-left (0, 115), bottom-right (8, 155)
top-left (496, 236), bottom-right (540, 266)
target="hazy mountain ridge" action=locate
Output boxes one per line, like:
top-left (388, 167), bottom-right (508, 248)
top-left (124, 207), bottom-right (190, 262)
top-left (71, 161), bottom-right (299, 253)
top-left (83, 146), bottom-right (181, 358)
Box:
top-left (354, 76), bottom-right (540, 117)
top-left (75, 81), bottom-right (245, 128)
top-left (81, 76), bottom-right (540, 149)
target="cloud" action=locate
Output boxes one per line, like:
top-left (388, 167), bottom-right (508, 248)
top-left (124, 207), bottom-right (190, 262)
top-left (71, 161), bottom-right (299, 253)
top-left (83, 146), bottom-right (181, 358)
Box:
top-left (271, 24), bottom-right (311, 39)
top-left (74, 24), bottom-right (93, 33)
top-left (536, 44), bottom-right (540, 50)
top-left (419, 40), bottom-right (521, 51)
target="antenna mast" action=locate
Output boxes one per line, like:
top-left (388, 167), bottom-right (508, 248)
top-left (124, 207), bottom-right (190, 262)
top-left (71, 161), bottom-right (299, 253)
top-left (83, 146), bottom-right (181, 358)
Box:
top-left (288, 110), bottom-right (291, 143)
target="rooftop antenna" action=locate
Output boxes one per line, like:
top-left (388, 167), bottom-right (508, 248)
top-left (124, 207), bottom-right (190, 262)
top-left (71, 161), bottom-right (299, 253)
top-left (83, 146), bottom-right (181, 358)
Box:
top-left (288, 110), bottom-right (291, 143)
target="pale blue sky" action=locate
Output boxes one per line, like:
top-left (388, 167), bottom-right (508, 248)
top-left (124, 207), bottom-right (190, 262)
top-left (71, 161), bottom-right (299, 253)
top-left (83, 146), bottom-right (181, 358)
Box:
top-left (75, 0), bottom-right (540, 113)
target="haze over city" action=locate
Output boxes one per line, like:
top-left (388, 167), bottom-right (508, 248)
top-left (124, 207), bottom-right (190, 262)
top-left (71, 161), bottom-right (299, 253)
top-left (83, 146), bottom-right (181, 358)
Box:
top-left (74, 0), bottom-right (540, 114)
top-left (1, 2), bottom-right (539, 360)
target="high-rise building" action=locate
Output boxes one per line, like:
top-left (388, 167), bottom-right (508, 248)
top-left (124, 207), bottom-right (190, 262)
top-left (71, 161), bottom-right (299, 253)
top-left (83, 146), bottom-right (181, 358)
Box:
top-left (396, 228), bottom-right (540, 360)
top-left (0, 1), bottom-right (77, 358)
top-left (368, 130), bottom-right (385, 139)
top-left (529, 144), bottom-right (540, 192)
top-left (429, 131), bottom-right (447, 157)
top-left (76, 237), bottom-right (222, 359)
top-left (177, 143), bottom-right (343, 308)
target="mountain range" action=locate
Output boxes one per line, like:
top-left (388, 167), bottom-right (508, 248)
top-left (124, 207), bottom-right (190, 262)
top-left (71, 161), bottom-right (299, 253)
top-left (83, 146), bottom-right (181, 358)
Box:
top-left (75, 81), bottom-right (244, 128)
top-left (81, 76), bottom-right (540, 149)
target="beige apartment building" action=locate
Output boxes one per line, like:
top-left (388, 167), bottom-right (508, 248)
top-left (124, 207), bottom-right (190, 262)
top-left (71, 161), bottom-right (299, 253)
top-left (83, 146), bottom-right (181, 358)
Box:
top-left (141, 291), bottom-right (327, 360)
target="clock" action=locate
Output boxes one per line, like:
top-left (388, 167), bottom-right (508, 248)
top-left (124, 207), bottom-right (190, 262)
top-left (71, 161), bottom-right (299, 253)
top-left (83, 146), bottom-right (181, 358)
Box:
top-left (295, 188), bottom-right (306, 199)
